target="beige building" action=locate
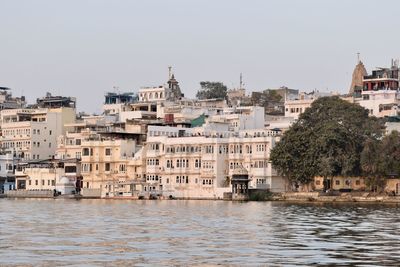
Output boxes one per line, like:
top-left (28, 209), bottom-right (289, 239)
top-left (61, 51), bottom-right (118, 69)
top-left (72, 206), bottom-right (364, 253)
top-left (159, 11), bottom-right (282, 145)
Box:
top-left (80, 135), bottom-right (141, 197)
top-left (15, 159), bottom-right (80, 193)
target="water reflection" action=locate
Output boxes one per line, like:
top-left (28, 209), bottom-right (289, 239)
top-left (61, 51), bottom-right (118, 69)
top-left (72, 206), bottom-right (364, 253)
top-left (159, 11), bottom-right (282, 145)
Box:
top-left (0, 199), bottom-right (399, 266)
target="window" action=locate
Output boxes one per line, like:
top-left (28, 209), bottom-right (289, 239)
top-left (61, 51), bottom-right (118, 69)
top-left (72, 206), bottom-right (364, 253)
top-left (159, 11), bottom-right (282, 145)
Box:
top-left (49, 130), bottom-right (52, 135)
top-left (82, 148), bottom-right (90, 156)
top-left (315, 180), bottom-right (321, 186)
top-left (119, 164), bottom-right (126, 172)
top-left (355, 180), bottom-right (360, 185)
top-left (335, 180), bottom-right (340, 186)
top-left (49, 142), bottom-right (51, 148)
top-left (105, 163), bottom-right (111, 172)
top-left (194, 159), bottom-right (200, 168)
top-left (35, 180), bottom-right (38, 186)
top-left (76, 139), bottom-right (81, 145)
top-left (65, 166), bottom-right (77, 173)
top-left (105, 148), bottom-right (111, 156)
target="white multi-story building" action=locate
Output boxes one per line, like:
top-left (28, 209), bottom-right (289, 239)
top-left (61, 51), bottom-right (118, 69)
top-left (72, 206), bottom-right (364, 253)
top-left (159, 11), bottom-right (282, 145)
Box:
top-left (143, 125), bottom-right (285, 199)
top-left (354, 89), bottom-right (400, 117)
top-left (0, 107), bottom-right (76, 160)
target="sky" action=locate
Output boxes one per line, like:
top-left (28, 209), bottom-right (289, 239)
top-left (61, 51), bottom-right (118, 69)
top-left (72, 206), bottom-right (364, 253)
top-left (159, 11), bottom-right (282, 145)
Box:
top-left (1, 0), bottom-right (400, 113)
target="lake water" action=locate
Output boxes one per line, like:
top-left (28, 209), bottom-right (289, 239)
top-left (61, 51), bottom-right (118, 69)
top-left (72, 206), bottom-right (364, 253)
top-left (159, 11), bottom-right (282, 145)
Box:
top-left (0, 199), bottom-right (399, 266)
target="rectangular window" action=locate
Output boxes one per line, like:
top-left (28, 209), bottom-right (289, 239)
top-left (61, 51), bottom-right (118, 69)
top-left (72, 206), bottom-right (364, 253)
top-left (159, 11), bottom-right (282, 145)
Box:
top-left (65, 166), bottom-right (77, 173)
top-left (105, 163), bottom-right (110, 171)
top-left (105, 148), bottom-right (111, 156)
top-left (82, 148), bottom-right (90, 156)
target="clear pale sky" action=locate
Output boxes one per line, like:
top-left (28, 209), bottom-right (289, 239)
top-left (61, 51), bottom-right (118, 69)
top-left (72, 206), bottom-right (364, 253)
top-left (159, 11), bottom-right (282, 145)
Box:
top-left (1, 0), bottom-right (400, 113)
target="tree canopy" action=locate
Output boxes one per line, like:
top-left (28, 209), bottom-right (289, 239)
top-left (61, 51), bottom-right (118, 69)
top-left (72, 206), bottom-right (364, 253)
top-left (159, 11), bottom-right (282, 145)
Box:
top-left (361, 131), bottom-right (400, 190)
top-left (196, 81), bottom-right (227, 100)
top-left (270, 96), bottom-right (384, 186)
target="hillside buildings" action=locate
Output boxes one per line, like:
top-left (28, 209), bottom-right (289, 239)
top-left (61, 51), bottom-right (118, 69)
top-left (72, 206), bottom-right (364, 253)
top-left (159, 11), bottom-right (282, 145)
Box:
top-left (2, 60), bottom-right (400, 198)
top-left (286, 59), bottom-right (400, 119)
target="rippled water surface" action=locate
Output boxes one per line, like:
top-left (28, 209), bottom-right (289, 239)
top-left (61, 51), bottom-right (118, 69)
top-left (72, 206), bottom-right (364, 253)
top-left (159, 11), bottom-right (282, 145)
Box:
top-left (0, 199), bottom-right (399, 266)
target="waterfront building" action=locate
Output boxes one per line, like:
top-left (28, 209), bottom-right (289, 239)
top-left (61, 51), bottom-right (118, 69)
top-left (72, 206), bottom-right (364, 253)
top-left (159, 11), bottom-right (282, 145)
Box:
top-left (0, 152), bottom-right (17, 193)
top-left (142, 124), bottom-right (285, 199)
top-left (0, 106), bottom-right (76, 160)
top-left (15, 159), bottom-right (80, 193)
top-left (79, 133), bottom-right (141, 197)
top-left (313, 176), bottom-right (366, 192)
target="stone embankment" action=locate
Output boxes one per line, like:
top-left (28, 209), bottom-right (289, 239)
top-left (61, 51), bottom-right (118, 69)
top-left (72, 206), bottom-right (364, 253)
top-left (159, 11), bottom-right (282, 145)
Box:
top-left (5, 190), bottom-right (54, 198)
top-left (281, 192), bottom-right (400, 203)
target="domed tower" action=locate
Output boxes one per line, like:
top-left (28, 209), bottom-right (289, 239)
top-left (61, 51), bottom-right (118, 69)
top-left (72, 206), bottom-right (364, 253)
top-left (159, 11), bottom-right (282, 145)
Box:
top-left (349, 57), bottom-right (368, 96)
top-left (167, 73), bottom-right (182, 100)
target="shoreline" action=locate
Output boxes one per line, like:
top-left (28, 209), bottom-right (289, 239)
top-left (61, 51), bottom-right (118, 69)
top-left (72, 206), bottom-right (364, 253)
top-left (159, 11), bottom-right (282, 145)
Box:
top-left (2, 193), bottom-right (400, 204)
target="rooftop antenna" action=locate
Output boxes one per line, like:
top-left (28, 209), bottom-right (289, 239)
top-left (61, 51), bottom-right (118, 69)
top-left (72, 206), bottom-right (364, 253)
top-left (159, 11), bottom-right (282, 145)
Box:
top-left (168, 66), bottom-right (172, 80)
top-left (239, 73), bottom-right (243, 89)
top-left (357, 52), bottom-right (360, 63)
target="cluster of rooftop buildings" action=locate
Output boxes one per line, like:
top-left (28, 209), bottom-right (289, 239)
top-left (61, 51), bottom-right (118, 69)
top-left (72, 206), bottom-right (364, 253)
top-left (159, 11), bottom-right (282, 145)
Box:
top-left (2, 61), bottom-right (400, 198)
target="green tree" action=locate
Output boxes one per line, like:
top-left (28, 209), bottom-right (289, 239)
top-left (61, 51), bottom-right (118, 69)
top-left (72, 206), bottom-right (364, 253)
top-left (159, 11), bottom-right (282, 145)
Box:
top-left (360, 138), bottom-right (383, 192)
top-left (361, 131), bottom-right (400, 191)
top-left (270, 96), bottom-right (384, 188)
top-left (196, 81), bottom-right (227, 100)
